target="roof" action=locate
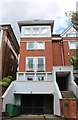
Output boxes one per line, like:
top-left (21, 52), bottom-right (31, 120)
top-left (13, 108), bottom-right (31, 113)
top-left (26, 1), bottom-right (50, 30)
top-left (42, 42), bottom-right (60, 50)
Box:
top-left (18, 19), bottom-right (54, 33)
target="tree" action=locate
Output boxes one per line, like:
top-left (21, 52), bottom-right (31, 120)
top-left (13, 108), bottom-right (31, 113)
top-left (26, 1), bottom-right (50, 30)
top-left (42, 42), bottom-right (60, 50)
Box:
top-left (65, 11), bottom-right (78, 30)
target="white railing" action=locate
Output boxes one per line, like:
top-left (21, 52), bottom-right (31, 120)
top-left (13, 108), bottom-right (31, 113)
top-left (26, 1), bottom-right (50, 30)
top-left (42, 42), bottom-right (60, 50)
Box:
top-left (17, 72), bottom-right (53, 81)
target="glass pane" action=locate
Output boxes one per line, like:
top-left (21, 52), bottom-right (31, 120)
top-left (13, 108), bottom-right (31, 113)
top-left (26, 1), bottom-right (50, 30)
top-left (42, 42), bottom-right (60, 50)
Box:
top-left (25, 28), bottom-right (31, 34)
top-left (41, 28), bottom-right (48, 34)
top-left (28, 58), bottom-right (33, 70)
top-left (69, 42), bottom-right (76, 49)
top-left (38, 58), bottom-right (43, 65)
top-left (33, 28), bottom-right (39, 35)
top-left (37, 42), bottom-right (44, 49)
top-left (28, 42), bottom-right (34, 49)
top-left (38, 58), bottom-right (44, 70)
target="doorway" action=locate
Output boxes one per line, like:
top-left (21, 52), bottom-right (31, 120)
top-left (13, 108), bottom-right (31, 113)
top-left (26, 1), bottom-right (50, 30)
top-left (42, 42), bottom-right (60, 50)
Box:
top-left (21, 94), bottom-right (54, 114)
top-left (56, 72), bottom-right (70, 91)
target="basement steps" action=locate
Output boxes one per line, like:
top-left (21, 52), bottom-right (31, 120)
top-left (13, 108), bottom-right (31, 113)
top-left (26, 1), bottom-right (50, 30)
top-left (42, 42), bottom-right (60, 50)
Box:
top-left (2, 114), bottom-right (67, 120)
top-left (61, 91), bottom-right (77, 99)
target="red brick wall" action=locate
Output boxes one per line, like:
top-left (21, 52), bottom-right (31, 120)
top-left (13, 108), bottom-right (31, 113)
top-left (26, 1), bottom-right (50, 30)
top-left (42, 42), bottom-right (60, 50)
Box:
top-left (52, 41), bottom-right (62, 66)
top-left (60, 99), bottom-right (77, 119)
top-left (19, 37), bottom-right (53, 72)
top-left (62, 37), bottom-right (77, 66)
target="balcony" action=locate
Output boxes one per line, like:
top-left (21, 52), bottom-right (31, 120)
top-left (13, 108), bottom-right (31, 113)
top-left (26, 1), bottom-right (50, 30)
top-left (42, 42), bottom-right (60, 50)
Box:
top-left (26, 64), bottom-right (45, 72)
top-left (17, 72), bottom-right (52, 81)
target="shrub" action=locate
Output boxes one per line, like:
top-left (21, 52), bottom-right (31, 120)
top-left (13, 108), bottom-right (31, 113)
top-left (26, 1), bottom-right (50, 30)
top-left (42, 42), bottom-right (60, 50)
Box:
top-left (2, 76), bottom-right (14, 84)
top-left (2, 77), bottom-right (11, 84)
top-left (7, 76), bottom-right (14, 81)
top-left (0, 82), bottom-right (9, 87)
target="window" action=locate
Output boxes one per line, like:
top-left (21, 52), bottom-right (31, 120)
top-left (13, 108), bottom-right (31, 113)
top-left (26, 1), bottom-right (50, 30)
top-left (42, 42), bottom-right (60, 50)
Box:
top-left (37, 58), bottom-right (44, 71)
top-left (26, 57), bottom-right (45, 71)
top-left (37, 42), bottom-right (45, 50)
top-left (41, 28), bottom-right (48, 35)
top-left (33, 28), bottom-right (39, 35)
top-left (68, 42), bottom-right (77, 50)
top-left (27, 42), bottom-right (35, 50)
top-left (25, 28), bottom-right (31, 35)
top-left (26, 58), bottom-right (34, 71)
top-left (21, 26), bottom-right (51, 37)
top-left (27, 41), bottom-right (45, 50)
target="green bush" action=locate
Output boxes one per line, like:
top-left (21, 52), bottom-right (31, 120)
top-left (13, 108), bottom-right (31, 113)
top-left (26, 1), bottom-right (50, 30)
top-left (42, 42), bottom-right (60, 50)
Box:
top-left (0, 76), bottom-right (14, 88)
top-left (2, 76), bottom-right (14, 84)
top-left (7, 76), bottom-right (14, 81)
top-left (3, 77), bottom-right (11, 84)
top-left (0, 82), bottom-right (9, 87)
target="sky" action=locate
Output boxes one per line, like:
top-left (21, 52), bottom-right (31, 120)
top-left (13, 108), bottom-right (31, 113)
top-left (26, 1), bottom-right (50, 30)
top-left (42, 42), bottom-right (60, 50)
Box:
top-left (0, 0), bottom-right (78, 42)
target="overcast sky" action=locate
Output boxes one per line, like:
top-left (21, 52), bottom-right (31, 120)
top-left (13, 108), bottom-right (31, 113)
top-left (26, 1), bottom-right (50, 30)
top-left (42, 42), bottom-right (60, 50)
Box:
top-left (0, 0), bottom-right (77, 42)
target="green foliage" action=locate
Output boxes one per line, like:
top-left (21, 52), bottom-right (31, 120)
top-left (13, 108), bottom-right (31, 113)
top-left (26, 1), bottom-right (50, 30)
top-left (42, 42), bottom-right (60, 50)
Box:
top-left (0, 76), bottom-right (14, 87)
top-left (0, 82), bottom-right (9, 87)
top-left (65, 11), bottom-right (78, 30)
top-left (69, 52), bottom-right (78, 70)
top-left (2, 76), bottom-right (14, 84)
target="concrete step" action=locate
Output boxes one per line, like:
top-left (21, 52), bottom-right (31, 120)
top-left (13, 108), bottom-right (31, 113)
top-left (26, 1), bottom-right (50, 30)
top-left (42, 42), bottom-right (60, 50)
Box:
top-left (2, 114), bottom-right (66, 120)
top-left (61, 91), bottom-right (77, 99)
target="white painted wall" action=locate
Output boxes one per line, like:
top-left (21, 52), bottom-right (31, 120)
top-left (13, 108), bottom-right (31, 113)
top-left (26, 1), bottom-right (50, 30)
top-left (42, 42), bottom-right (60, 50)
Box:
top-left (2, 82), bottom-right (15, 112)
top-left (0, 29), bottom-right (3, 80)
top-left (14, 81), bottom-right (54, 94)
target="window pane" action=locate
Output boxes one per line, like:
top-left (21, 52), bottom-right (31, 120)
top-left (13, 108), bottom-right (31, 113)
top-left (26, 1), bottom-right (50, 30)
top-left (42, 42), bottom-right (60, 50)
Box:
top-left (27, 58), bottom-right (33, 70)
top-left (27, 42), bottom-right (34, 49)
top-left (37, 42), bottom-right (45, 50)
top-left (37, 58), bottom-right (44, 71)
top-left (25, 28), bottom-right (31, 35)
top-left (69, 42), bottom-right (77, 49)
top-left (33, 28), bottom-right (39, 35)
top-left (41, 28), bottom-right (48, 34)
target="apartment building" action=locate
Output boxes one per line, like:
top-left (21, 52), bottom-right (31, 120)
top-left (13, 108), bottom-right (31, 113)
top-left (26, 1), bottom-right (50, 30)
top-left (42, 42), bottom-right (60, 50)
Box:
top-left (2, 20), bottom-right (78, 118)
top-left (0, 24), bottom-right (19, 80)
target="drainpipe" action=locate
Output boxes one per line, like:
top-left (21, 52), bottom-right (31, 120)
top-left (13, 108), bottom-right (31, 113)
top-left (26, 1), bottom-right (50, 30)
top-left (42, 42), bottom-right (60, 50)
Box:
top-left (60, 39), bottom-right (64, 66)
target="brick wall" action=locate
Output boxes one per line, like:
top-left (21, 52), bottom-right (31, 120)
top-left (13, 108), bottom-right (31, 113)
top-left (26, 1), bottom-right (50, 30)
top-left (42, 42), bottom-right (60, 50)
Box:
top-left (19, 37), bottom-right (53, 72)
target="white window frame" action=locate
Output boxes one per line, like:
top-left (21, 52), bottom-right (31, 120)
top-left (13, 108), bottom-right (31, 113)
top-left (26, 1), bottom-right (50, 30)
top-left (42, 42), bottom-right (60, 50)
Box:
top-left (26, 42), bottom-right (35, 50)
top-left (26, 41), bottom-right (45, 50)
top-left (26, 57), bottom-right (45, 71)
top-left (68, 41), bottom-right (77, 50)
top-left (24, 27), bottom-right (31, 35)
top-left (21, 26), bottom-right (51, 37)
top-left (41, 27), bottom-right (48, 35)
top-left (37, 41), bottom-right (45, 50)
top-left (32, 27), bottom-right (39, 35)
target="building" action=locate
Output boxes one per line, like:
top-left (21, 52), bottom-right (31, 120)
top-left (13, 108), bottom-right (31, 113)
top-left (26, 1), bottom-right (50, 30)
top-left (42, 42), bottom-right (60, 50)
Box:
top-left (0, 24), bottom-right (19, 80)
top-left (1, 20), bottom-right (78, 118)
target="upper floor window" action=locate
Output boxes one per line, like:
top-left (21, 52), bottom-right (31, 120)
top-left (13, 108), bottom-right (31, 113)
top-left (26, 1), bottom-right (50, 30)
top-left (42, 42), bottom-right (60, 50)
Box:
top-left (41, 28), bottom-right (48, 35)
top-left (68, 41), bottom-right (77, 50)
top-left (27, 41), bottom-right (45, 50)
top-left (21, 26), bottom-right (51, 37)
top-left (33, 28), bottom-right (39, 35)
top-left (25, 28), bottom-right (31, 35)
top-left (26, 57), bottom-right (45, 72)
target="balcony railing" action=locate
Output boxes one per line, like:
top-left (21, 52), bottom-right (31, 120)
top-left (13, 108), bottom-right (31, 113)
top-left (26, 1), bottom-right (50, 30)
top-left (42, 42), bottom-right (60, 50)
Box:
top-left (26, 64), bottom-right (45, 71)
top-left (17, 72), bottom-right (52, 81)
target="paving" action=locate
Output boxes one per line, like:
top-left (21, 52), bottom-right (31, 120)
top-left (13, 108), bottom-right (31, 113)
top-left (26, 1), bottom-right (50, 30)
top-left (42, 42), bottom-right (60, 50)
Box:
top-left (1, 114), bottom-right (67, 120)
